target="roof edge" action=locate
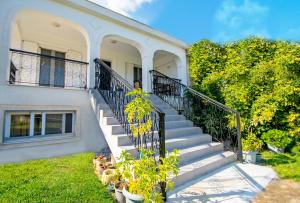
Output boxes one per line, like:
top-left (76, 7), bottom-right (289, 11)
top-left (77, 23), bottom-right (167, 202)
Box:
top-left (54, 0), bottom-right (189, 49)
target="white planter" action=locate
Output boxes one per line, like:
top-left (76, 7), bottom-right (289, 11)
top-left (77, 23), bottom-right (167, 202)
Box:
top-left (243, 151), bottom-right (257, 164)
top-left (122, 188), bottom-right (144, 203)
top-left (267, 144), bottom-right (285, 154)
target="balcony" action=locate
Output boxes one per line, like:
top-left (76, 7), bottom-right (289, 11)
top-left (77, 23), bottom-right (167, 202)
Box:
top-left (9, 49), bottom-right (88, 89)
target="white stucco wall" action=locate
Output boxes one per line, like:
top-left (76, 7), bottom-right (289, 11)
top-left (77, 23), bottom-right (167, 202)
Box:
top-left (154, 54), bottom-right (178, 79)
top-left (0, 86), bottom-right (107, 163)
top-left (101, 48), bottom-right (142, 85)
top-left (0, 0), bottom-right (188, 163)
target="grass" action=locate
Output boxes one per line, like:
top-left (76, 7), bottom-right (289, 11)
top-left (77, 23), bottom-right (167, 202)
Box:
top-left (0, 153), bottom-right (114, 203)
top-left (262, 150), bottom-right (300, 182)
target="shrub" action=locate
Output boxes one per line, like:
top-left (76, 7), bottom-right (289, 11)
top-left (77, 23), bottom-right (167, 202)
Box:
top-left (189, 38), bottom-right (300, 142)
top-left (262, 129), bottom-right (292, 148)
top-left (242, 133), bottom-right (263, 152)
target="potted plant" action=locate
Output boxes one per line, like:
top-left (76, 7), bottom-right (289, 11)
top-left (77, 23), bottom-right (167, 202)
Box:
top-left (242, 133), bottom-right (263, 163)
top-left (117, 149), bottom-right (180, 203)
top-left (262, 129), bottom-right (292, 153)
top-left (93, 154), bottom-right (107, 166)
top-left (114, 150), bottom-right (134, 203)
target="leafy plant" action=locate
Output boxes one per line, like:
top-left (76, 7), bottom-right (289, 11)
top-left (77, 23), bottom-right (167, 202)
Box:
top-left (125, 88), bottom-right (153, 141)
top-left (189, 37), bottom-right (300, 145)
top-left (116, 149), bottom-right (180, 203)
top-left (242, 132), bottom-right (263, 152)
top-left (262, 129), bottom-right (292, 148)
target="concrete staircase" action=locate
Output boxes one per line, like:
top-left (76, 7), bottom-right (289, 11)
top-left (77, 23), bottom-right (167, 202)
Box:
top-left (90, 89), bottom-right (236, 189)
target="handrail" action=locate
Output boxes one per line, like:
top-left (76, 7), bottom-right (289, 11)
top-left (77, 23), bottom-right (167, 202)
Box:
top-left (150, 69), bottom-right (242, 162)
top-left (95, 59), bottom-right (165, 115)
top-left (10, 48), bottom-right (89, 65)
top-left (95, 58), bottom-right (167, 199)
top-left (150, 70), bottom-right (238, 114)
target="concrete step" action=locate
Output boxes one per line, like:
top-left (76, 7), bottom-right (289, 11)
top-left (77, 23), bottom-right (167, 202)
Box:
top-left (160, 108), bottom-right (178, 115)
top-left (165, 134), bottom-right (212, 151)
top-left (165, 114), bottom-right (186, 122)
top-left (113, 126), bottom-right (203, 147)
top-left (165, 120), bottom-right (193, 129)
top-left (173, 151), bottom-right (236, 187)
top-left (113, 133), bottom-right (132, 146)
top-left (179, 142), bottom-right (224, 166)
top-left (120, 133), bottom-right (212, 154)
top-left (103, 114), bottom-right (187, 126)
top-left (165, 127), bottom-right (203, 139)
top-left (102, 116), bottom-right (119, 125)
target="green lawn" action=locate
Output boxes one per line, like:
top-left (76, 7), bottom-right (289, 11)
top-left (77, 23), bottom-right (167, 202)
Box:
top-left (0, 153), bottom-right (114, 203)
top-left (262, 151), bottom-right (300, 182)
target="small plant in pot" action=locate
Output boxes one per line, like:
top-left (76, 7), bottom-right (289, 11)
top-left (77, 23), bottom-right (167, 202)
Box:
top-left (117, 149), bottom-right (180, 203)
top-left (93, 155), bottom-right (107, 166)
top-left (262, 129), bottom-right (292, 153)
top-left (114, 150), bottom-right (134, 203)
top-left (242, 133), bottom-right (263, 163)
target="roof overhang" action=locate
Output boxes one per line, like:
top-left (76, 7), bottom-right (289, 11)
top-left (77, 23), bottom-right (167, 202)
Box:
top-left (53, 0), bottom-right (189, 49)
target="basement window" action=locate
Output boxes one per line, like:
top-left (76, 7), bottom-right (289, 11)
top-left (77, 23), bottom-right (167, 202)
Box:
top-left (4, 111), bottom-right (75, 140)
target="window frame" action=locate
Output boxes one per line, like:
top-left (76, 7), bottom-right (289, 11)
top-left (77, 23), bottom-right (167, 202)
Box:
top-left (4, 110), bottom-right (75, 140)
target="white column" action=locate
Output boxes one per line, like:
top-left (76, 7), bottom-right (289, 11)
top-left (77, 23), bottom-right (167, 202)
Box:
top-left (141, 50), bottom-right (154, 93)
top-left (29, 112), bottom-right (35, 136)
top-left (62, 113), bottom-right (66, 134)
top-left (87, 37), bottom-right (102, 89)
top-left (0, 15), bottom-right (11, 86)
top-left (41, 112), bottom-right (46, 136)
top-left (176, 54), bottom-right (188, 85)
top-left (4, 112), bottom-right (11, 139)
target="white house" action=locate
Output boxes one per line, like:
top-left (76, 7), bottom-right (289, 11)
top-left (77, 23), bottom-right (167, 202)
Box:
top-left (0, 0), bottom-right (190, 163)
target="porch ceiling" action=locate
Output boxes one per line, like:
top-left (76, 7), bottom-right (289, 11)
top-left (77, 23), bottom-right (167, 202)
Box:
top-left (16, 10), bottom-right (87, 51)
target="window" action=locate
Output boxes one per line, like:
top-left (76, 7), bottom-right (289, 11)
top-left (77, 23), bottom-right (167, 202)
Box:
top-left (34, 114), bottom-right (42, 136)
top-left (45, 114), bottom-right (62, 135)
top-left (10, 114), bottom-right (30, 137)
top-left (39, 48), bottom-right (66, 87)
top-left (5, 111), bottom-right (75, 139)
top-left (65, 113), bottom-right (73, 133)
top-left (134, 66), bottom-right (142, 88)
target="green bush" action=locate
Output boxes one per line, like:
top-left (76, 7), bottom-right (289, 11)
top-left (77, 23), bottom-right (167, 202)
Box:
top-left (189, 37), bottom-right (300, 142)
top-left (262, 129), bottom-right (292, 148)
top-left (242, 133), bottom-right (263, 152)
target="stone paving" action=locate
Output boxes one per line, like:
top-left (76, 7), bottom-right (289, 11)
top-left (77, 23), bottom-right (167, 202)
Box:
top-left (168, 163), bottom-right (277, 203)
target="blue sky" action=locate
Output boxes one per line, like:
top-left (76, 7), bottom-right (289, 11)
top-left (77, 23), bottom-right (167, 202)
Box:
top-left (90, 0), bottom-right (300, 44)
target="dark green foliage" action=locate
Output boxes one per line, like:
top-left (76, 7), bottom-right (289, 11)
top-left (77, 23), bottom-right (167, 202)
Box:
top-left (189, 37), bottom-right (300, 141)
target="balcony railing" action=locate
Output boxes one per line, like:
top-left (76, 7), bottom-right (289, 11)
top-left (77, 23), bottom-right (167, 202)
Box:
top-left (9, 49), bottom-right (88, 89)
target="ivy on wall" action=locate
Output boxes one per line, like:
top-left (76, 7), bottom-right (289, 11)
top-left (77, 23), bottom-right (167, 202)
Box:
top-left (189, 38), bottom-right (300, 141)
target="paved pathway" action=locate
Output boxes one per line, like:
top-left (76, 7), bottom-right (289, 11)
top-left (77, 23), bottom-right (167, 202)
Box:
top-left (168, 163), bottom-right (277, 203)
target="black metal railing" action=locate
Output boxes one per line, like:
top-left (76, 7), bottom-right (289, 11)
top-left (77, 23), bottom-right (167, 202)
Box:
top-left (94, 59), bottom-right (167, 199)
top-left (150, 70), bottom-right (242, 161)
top-left (9, 49), bottom-right (88, 89)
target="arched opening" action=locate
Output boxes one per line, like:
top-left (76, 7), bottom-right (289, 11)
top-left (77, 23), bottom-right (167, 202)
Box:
top-left (99, 35), bottom-right (142, 88)
top-left (152, 50), bottom-right (182, 96)
top-left (153, 50), bottom-right (181, 80)
top-left (9, 10), bottom-right (89, 89)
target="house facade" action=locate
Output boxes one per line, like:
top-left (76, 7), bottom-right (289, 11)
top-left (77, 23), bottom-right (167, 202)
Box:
top-left (0, 0), bottom-right (189, 163)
